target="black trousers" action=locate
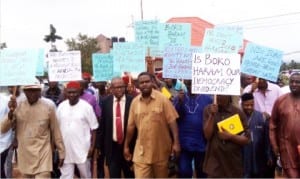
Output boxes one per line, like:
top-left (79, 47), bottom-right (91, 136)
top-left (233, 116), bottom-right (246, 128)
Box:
top-left (97, 153), bottom-right (105, 178)
top-left (0, 148), bottom-right (9, 178)
top-left (108, 142), bottom-right (134, 178)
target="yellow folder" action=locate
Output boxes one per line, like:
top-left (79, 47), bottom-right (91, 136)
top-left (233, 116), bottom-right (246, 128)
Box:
top-left (217, 114), bottom-right (244, 135)
top-left (161, 87), bottom-right (172, 99)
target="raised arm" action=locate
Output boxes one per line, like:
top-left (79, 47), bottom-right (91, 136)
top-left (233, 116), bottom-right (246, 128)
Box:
top-left (203, 104), bottom-right (217, 140)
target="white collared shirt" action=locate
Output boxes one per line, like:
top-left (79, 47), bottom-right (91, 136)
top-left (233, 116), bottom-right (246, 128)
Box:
top-left (243, 82), bottom-right (283, 115)
top-left (113, 95), bottom-right (126, 142)
top-left (57, 99), bottom-right (99, 163)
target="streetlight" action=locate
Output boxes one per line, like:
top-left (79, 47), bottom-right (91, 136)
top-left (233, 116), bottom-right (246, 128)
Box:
top-left (44, 24), bottom-right (62, 52)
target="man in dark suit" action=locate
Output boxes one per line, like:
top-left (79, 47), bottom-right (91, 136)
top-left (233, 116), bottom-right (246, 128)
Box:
top-left (98, 77), bottom-right (135, 178)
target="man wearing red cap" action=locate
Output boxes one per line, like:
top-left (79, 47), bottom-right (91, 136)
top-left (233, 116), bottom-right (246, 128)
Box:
top-left (1, 82), bottom-right (65, 178)
top-left (57, 81), bottom-right (99, 178)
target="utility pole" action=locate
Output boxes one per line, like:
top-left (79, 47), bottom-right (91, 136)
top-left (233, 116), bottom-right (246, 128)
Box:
top-left (0, 0), bottom-right (4, 49)
top-left (0, 0), bottom-right (2, 44)
top-left (140, 0), bottom-right (143, 20)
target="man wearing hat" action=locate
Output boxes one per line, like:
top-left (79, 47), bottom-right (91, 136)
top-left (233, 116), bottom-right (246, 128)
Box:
top-left (0, 81), bottom-right (65, 178)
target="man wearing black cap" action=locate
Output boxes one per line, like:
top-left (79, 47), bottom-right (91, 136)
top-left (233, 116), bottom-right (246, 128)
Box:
top-left (241, 93), bottom-right (273, 177)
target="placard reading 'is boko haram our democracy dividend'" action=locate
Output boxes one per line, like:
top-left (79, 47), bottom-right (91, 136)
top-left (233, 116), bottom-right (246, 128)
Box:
top-left (192, 53), bottom-right (241, 95)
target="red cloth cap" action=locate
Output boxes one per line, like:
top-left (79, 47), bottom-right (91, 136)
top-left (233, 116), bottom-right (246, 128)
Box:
top-left (122, 76), bottom-right (130, 84)
top-left (82, 72), bottom-right (92, 80)
top-left (66, 81), bottom-right (81, 89)
top-left (156, 72), bottom-right (162, 79)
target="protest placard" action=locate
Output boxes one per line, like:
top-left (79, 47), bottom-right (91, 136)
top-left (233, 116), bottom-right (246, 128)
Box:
top-left (192, 53), bottom-right (240, 95)
top-left (48, 51), bottom-right (82, 82)
top-left (202, 26), bottom-right (243, 53)
top-left (163, 46), bottom-right (202, 79)
top-left (36, 49), bottom-right (45, 76)
top-left (241, 43), bottom-right (283, 82)
top-left (135, 20), bottom-right (161, 57)
top-left (135, 20), bottom-right (160, 47)
top-left (92, 53), bottom-right (113, 81)
top-left (159, 23), bottom-right (191, 48)
top-left (0, 49), bottom-right (40, 86)
top-left (112, 42), bottom-right (146, 74)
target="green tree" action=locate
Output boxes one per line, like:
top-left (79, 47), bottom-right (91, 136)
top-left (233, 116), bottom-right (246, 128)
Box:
top-left (280, 62), bottom-right (288, 71)
top-left (65, 33), bottom-right (99, 74)
top-left (289, 59), bottom-right (297, 69)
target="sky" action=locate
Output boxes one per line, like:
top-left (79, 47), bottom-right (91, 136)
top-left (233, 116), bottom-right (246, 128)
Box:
top-left (1, 0), bottom-right (300, 62)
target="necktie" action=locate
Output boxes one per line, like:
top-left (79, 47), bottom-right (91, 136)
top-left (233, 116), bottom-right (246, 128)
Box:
top-left (116, 101), bottom-right (123, 144)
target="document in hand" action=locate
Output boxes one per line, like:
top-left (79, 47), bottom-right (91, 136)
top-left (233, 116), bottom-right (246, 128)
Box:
top-left (217, 114), bottom-right (244, 135)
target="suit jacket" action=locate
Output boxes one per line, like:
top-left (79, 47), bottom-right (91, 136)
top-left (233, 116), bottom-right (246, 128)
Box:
top-left (98, 94), bottom-right (136, 165)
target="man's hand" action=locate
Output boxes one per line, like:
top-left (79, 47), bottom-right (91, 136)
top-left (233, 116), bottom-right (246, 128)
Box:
top-left (8, 96), bottom-right (17, 120)
top-left (178, 90), bottom-right (185, 103)
top-left (250, 82), bottom-right (258, 93)
top-left (12, 138), bottom-right (18, 148)
top-left (92, 148), bottom-right (100, 163)
top-left (218, 127), bottom-right (233, 141)
top-left (208, 104), bottom-right (218, 116)
top-left (87, 147), bottom-right (94, 158)
top-left (146, 56), bottom-right (154, 74)
top-left (171, 142), bottom-right (181, 159)
top-left (273, 147), bottom-right (280, 157)
top-left (123, 146), bottom-right (132, 161)
top-left (262, 112), bottom-right (271, 120)
top-left (267, 158), bottom-right (274, 167)
top-left (58, 158), bottom-right (64, 167)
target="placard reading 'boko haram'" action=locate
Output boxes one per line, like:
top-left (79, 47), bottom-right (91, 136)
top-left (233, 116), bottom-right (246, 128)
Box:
top-left (192, 53), bottom-right (241, 95)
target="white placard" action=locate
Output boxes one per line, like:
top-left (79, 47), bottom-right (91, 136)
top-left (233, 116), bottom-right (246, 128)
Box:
top-left (192, 53), bottom-right (240, 95)
top-left (48, 51), bottom-right (82, 82)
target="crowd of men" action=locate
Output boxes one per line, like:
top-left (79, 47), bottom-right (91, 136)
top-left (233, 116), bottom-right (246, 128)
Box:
top-left (0, 69), bottom-right (300, 178)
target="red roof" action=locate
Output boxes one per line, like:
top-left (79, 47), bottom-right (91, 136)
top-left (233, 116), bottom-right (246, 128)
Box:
top-left (167, 17), bottom-right (248, 54)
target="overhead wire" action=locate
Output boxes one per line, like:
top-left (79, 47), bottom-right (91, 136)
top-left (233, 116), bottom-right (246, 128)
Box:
top-left (218, 11), bottom-right (300, 25)
top-left (216, 11), bottom-right (300, 30)
top-left (216, 12), bottom-right (300, 60)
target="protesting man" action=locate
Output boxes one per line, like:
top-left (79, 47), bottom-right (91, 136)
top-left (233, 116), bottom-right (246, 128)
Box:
top-left (99, 77), bottom-right (135, 178)
top-left (203, 95), bottom-right (249, 177)
top-left (173, 80), bottom-right (212, 178)
top-left (0, 82), bottom-right (65, 178)
top-left (57, 81), bottom-right (99, 178)
top-left (124, 72), bottom-right (180, 178)
top-left (270, 72), bottom-right (300, 177)
top-left (241, 93), bottom-right (273, 177)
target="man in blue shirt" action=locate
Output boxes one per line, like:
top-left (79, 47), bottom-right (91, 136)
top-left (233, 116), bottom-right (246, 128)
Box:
top-left (173, 80), bottom-right (212, 178)
top-left (241, 93), bottom-right (273, 177)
